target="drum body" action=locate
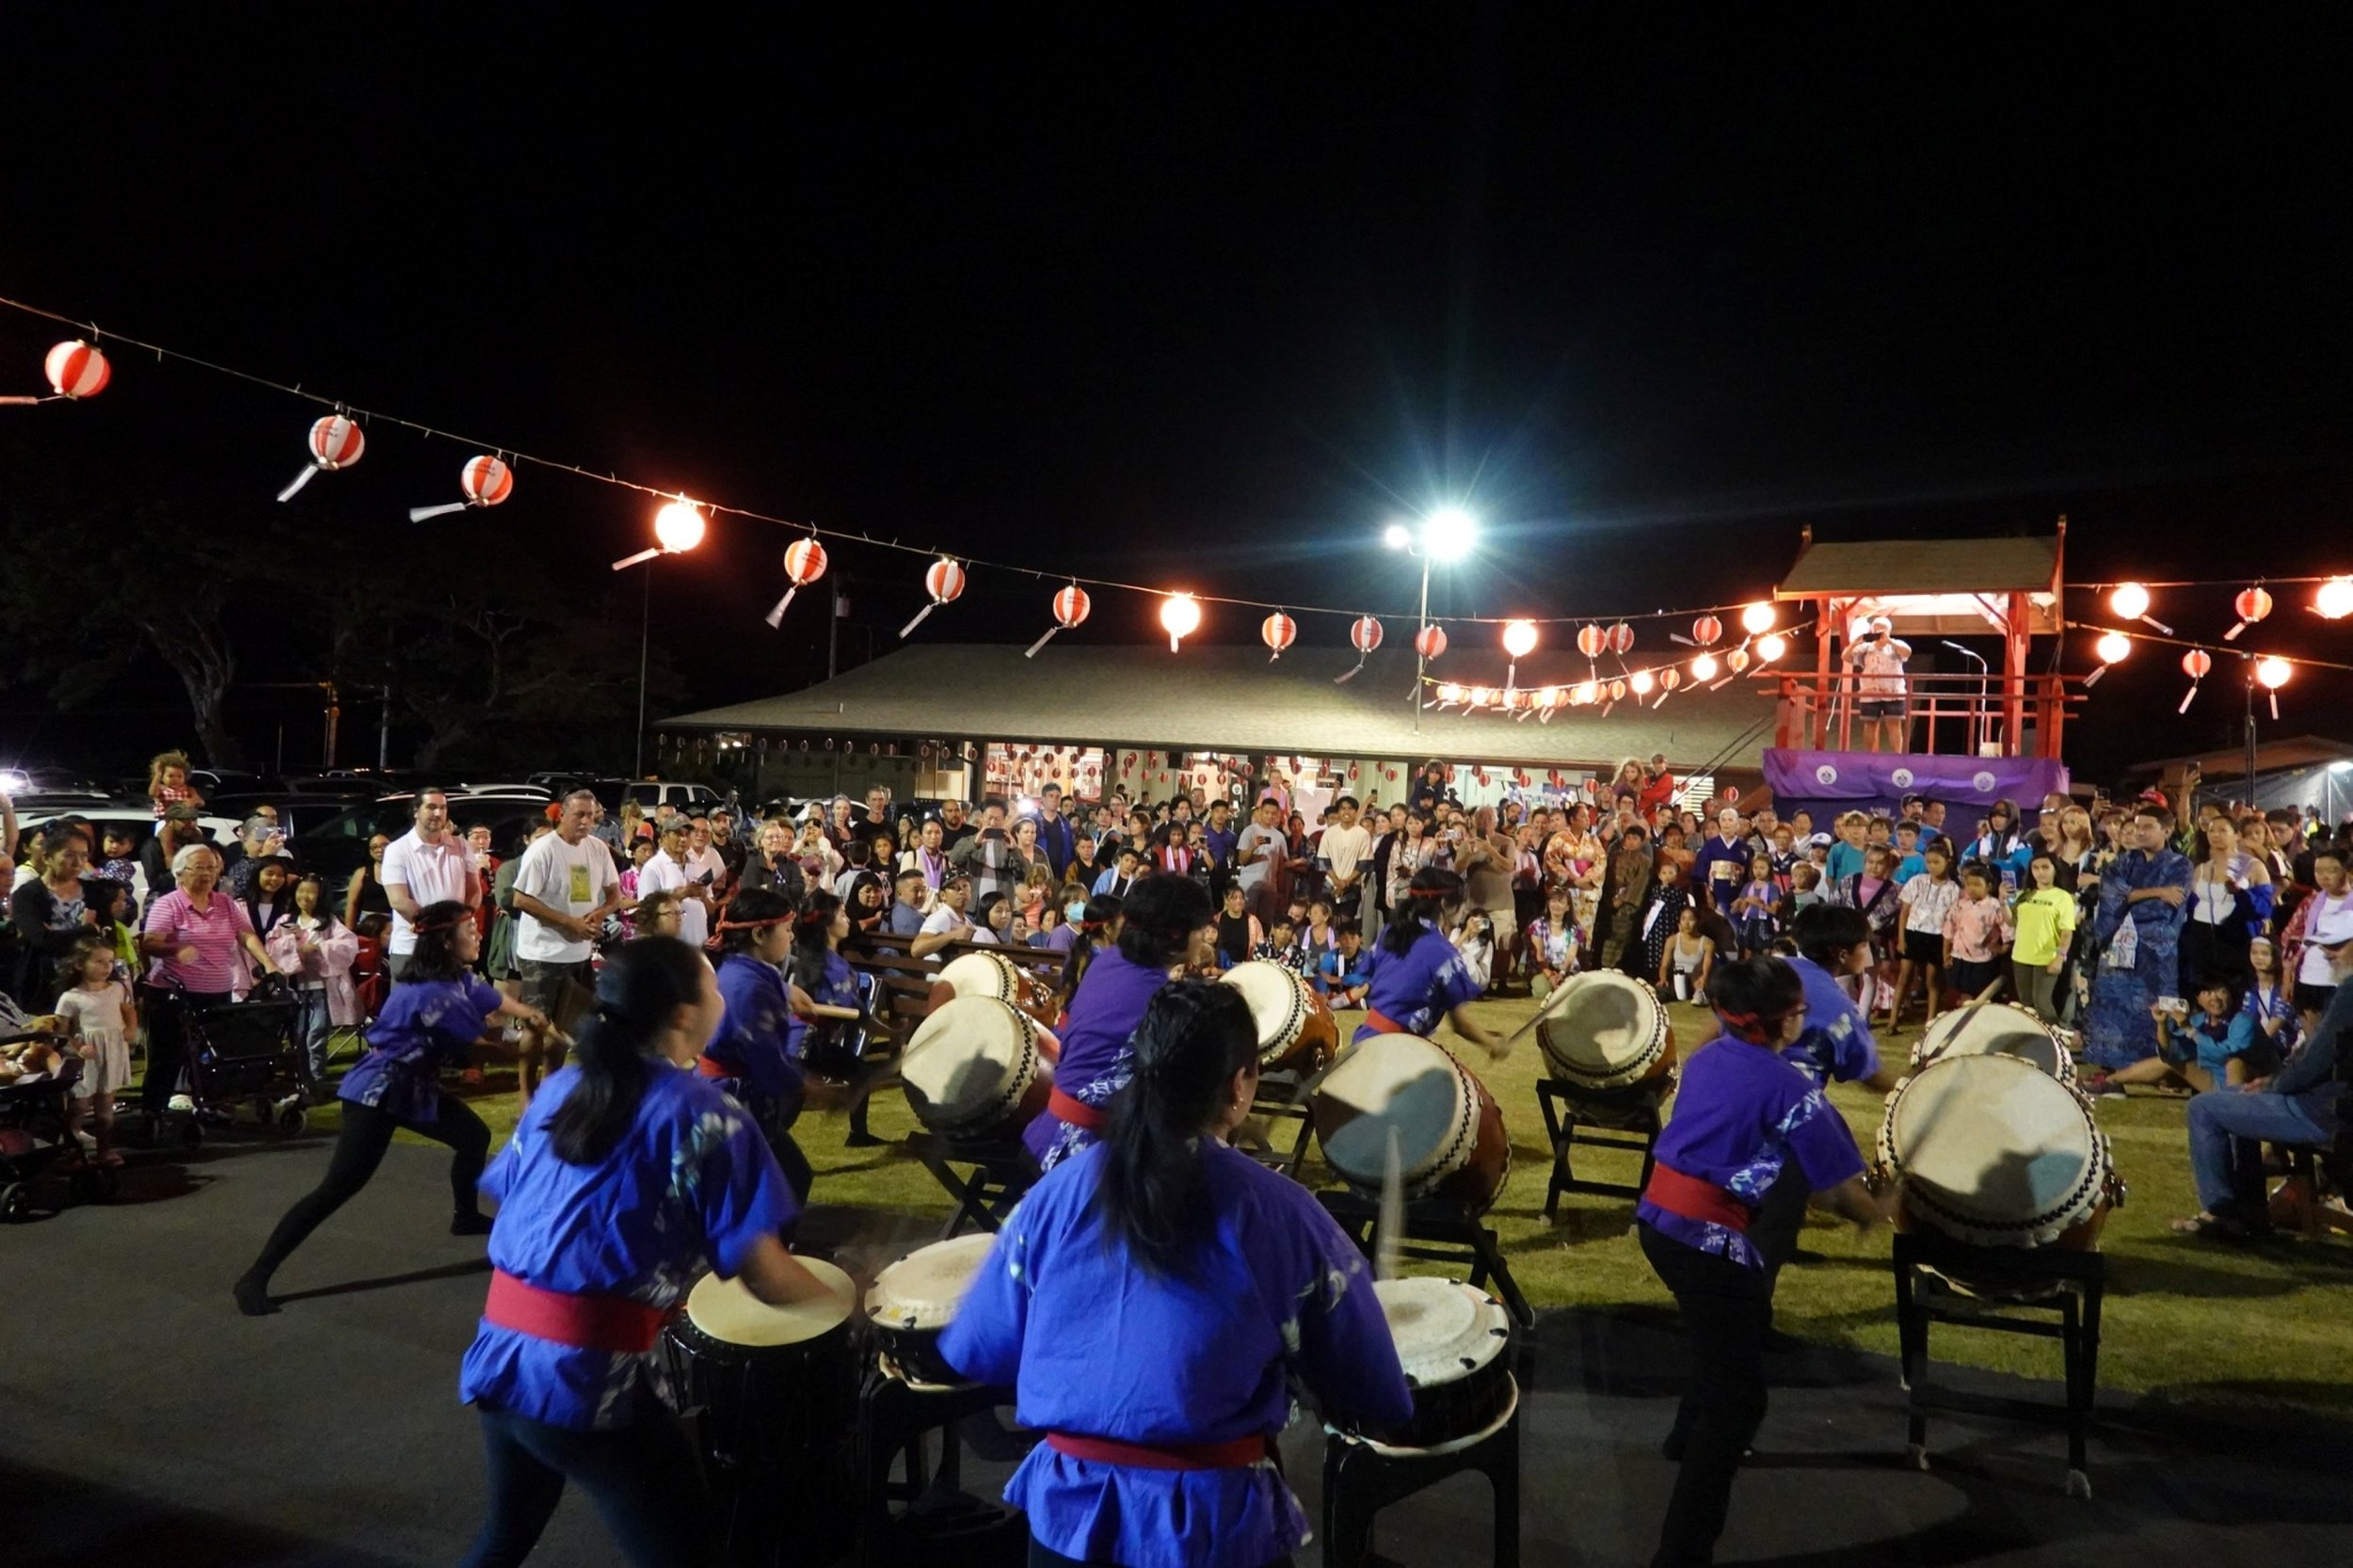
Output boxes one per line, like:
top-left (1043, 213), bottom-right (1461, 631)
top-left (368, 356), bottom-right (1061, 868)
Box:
top-left (1222, 960), bottom-right (1340, 1075)
top-left (1353, 1276), bottom-right (1513, 1449)
top-left (663, 1258), bottom-right (858, 1473)
top-left (1312, 1034), bottom-right (1510, 1214)
top-left (1877, 1054), bottom-right (2120, 1251)
top-left (1537, 970), bottom-right (1677, 1092)
top-left (931, 951), bottom-right (1061, 1043)
top-left (865, 1231), bottom-right (997, 1385)
top-left (900, 996), bottom-right (1053, 1144)
top-left (1911, 1000), bottom-right (2075, 1084)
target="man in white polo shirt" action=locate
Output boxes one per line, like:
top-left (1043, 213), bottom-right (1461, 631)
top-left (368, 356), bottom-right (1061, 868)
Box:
top-left (380, 788), bottom-right (480, 983)
top-left (509, 790), bottom-right (625, 1104)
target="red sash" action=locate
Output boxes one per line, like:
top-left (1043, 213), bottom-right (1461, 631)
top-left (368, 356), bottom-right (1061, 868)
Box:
top-left (1364, 1008), bottom-right (1407, 1035)
top-left (483, 1270), bottom-right (666, 1355)
top-left (1047, 1085), bottom-right (1109, 1133)
top-left (696, 1056), bottom-right (728, 1080)
top-left (1641, 1163), bottom-right (1753, 1233)
top-left (1047, 1431), bottom-right (1272, 1471)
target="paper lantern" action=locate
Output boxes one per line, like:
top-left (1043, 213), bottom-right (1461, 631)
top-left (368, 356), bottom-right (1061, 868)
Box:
top-left (1691, 615), bottom-right (1723, 647)
top-left (765, 536), bottom-right (830, 627)
top-left (1261, 611), bottom-right (1297, 662)
top-left (43, 340), bottom-right (110, 399)
top-left (2225, 586), bottom-right (2272, 641)
top-left (1654, 666), bottom-right (1682, 708)
top-left (899, 557), bottom-right (968, 637)
top-left (2084, 630), bottom-right (2131, 688)
top-left (1608, 678), bottom-right (1627, 702)
top-left (1608, 621), bottom-right (1635, 657)
top-left (410, 455), bottom-right (513, 522)
top-left (1571, 680), bottom-right (1598, 706)
top-left (1160, 593), bottom-right (1202, 651)
top-left (1336, 615), bottom-right (1384, 683)
top-left (1501, 619), bottom-right (1539, 658)
top-left (1576, 624), bottom-right (1605, 660)
top-left (1469, 686), bottom-right (1497, 710)
top-left (1756, 632), bottom-right (1788, 662)
top-left (1726, 647), bottom-right (1752, 674)
top-left (2178, 648), bottom-right (2212, 713)
top-left (2257, 655), bottom-right (2292, 719)
top-left (276, 414), bottom-right (365, 502)
top-left (1691, 652), bottom-right (1718, 681)
top-left (1414, 624), bottom-right (1448, 660)
top-left (1629, 668), bottom-right (1655, 696)
top-left (654, 500), bottom-right (706, 553)
top-left (1435, 682), bottom-right (1465, 707)
top-left (2110, 581), bottom-right (2173, 633)
top-left (1026, 583), bottom-right (1092, 657)
top-left (1740, 601), bottom-right (1777, 635)
top-left (2316, 577), bottom-right (2353, 621)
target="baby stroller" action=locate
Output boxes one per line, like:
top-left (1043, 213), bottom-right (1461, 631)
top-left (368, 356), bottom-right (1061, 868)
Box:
top-left (176, 984), bottom-right (312, 1148)
top-left (0, 1024), bottom-right (118, 1219)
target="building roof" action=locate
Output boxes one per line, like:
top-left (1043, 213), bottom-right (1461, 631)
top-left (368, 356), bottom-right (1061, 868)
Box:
top-left (2121, 733), bottom-right (2353, 783)
top-left (1776, 535), bottom-right (2061, 598)
top-left (661, 644), bottom-right (1775, 770)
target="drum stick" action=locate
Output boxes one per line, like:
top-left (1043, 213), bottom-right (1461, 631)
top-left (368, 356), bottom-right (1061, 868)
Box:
top-left (1375, 1128), bottom-right (1404, 1283)
top-left (1497, 976), bottom-right (1583, 1052)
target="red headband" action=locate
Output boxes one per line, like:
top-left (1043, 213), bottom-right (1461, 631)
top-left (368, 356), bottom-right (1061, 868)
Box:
top-left (715, 914), bottom-right (797, 933)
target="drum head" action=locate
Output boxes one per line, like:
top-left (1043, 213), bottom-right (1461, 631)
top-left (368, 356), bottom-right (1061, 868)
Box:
top-left (684, 1256), bottom-right (855, 1347)
top-left (1538, 971), bottom-right (1666, 1086)
top-left (937, 951), bottom-right (1021, 1003)
top-left (1913, 1001), bottom-right (2073, 1081)
top-left (901, 997), bottom-right (1039, 1130)
top-left (1314, 1034), bottom-right (1471, 1187)
top-left (1883, 1055), bottom-right (2104, 1243)
top-left (1375, 1276), bottom-right (1510, 1386)
top-left (1222, 961), bottom-right (1311, 1053)
top-left (866, 1233), bottom-right (997, 1331)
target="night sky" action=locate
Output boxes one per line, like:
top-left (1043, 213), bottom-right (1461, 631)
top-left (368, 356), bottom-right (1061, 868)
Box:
top-left (6, 8), bottom-right (2351, 782)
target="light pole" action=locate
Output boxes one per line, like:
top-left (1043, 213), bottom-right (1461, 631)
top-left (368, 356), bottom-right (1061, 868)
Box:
top-left (1385, 506), bottom-right (1477, 732)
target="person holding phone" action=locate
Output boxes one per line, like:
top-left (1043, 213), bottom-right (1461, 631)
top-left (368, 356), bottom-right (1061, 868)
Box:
top-left (636, 820), bottom-right (712, 951)
top-left (1843, 614), bottom-right (1913, 754)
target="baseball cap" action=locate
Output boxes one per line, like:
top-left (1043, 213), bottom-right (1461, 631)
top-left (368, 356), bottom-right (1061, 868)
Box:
top-left (165, 803), bottom-right (202, 823)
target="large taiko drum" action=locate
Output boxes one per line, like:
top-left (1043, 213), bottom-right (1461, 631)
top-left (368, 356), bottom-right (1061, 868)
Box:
top-left (1536, 970), bottom-right (1677, 1093)
top-left (1347, 1276), bottom-right (1516, 1451)
top-left (864, 1232), bottom-right (996, 1386)
top-left (931, 951), bottom-right (1061, 1048)
top-left (663, 1258), bottom-right (859, 1473)
top-left (1221, 960), bottom-right (1340, 1075)
top-left (899, 996), bottom-right (1056, 1144)
top-left (1877, 1053), bottom-right (2122, 1251)
top-left (1911, 1000), bottom-right (2075, 1084)
top-left (1312, 1034), bottom-right (1511, 1214)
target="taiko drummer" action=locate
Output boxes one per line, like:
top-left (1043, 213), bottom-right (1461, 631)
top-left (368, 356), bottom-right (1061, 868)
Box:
top-left (942, 980), bottom-right (1412, 1568)
top-left (1351, 867), bottom-right (1510, 1059)
top-left (455, 937), bottom-right (844, 1568)
top-left (1636, 956), bottom-right (1895, 1568)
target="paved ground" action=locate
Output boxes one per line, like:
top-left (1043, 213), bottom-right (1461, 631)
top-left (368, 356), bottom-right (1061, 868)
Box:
top-left (6, 1128), bottom-right (2350, 1567)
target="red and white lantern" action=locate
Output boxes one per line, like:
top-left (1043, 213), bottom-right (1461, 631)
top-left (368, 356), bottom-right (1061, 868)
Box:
top-left (765, 536), bottom-right (830, 626)
top-left (1336, 615), bottom-right (1384, 683)
top-left (2225, 586), bottom-right (2272, 642)
top-left (1415, 624), bottom-right (1448, 660)
top-left (277, 414), bottom-right (365, 502)
top-left (1608, 621), bottom-right (1635, 657)
top-left (6, 340), bottom-right (111, 405)
top-left (2178, 648), bottom-right (2212, 713)
top-left (1654, 665), bottom-right (1683, 708)
top-left (1261, 611), bottom-right (1297, 662)
top-left (1691, 615), bottom-right (1724, 647)
top-left (1576, 623), bottom-right (1605, 661)
top-left (899, 557), bottom-right (968, 638)
top-left (411, 455), bottom-right (513, 522)
top-left (1026, 583), bottom-right (1092, 657)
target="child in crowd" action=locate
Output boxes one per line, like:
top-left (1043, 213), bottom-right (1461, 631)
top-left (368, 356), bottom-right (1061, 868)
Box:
top-left (1295, 896), bottom-right (1338, 969)
top-left (616, 836), bottom-right (657, 939)
top-left (1892, 822), bottom-right (1926, 882)
top-left (1255, 916), bottom-right (1305, 973)
top-left (633, 888), bottom-right (682, 938)
top-left (80, 878), bottom-right (141, 979)
top-left (1525, 881), bottom-right (1579, 998)
top-left (1941, 859), bottom-right (2013, 1004)
top-left (2009, 851), bottom-right (2076, 1024)
top-left (1769, 824), bottom-right (1799, 888)
top-left (1663, 905), bottom-right (1715, 1000)
top-left (1788, 862), bottom-right (1824, 915)
top-left (146, 748), bottom-right (205, 823)
top-left (1732, 852), bottom-right (1782, 958)
top-left (1451, 907), bottom-right (1496, 993)
top-left (1312, 919), bottom-right (1370, 1005)
top-left (56, 935), bottom-right (136, 1166)
top-left (264, 872), bottom-right (361, 1084)
top-left (95, 824), bottom-right (142, 888)
top-left (2242, 935), bottom-right (2299, 1054)
top-left (2109, 974), bottom-right (2275, 1095)
top-left (1888, 840), bottom-right (1960, 1032)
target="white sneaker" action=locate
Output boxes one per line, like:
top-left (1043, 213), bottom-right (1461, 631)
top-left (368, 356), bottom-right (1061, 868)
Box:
top-left (72, 1129), bottom-right (99, 1154)
top-left (168, 1094), bottom-right (196, 1113)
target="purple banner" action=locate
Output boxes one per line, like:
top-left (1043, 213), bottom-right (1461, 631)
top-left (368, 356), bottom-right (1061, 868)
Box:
top-left (1761, 748), bottom-right (2070, 820)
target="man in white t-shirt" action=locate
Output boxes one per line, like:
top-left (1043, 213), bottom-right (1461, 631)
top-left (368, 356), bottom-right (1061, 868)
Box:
top-left (911, 874), bottom-right (974, 960)
top-left (380, 789), bottom-right (481, 982)
top-left (1318, 795), bottom-right (1374, 926)
top-left (509, 791), bottom-right (625, 1099)
top-left (637, 820), bottom-right (716, 951)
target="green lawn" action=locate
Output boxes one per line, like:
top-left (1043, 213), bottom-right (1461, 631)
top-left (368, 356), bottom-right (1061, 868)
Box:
top-left (329, 993), bottom-right (2353, 1417)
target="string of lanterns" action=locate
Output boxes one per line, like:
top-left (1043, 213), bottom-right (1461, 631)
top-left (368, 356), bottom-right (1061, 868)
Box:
top-left (2094, 578), bottom-right (2353, 632)
top-left (2070, 618), bottom-right (2353, 720)
top-left (1415, 604), bottom-right (1799, 720)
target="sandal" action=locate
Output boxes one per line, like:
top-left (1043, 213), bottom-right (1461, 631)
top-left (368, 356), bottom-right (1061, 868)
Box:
top-left (2169, 1212), bottom-right (2220, 1235)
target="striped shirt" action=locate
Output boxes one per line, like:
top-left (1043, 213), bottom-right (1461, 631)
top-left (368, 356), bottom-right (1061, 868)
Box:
top-left (142, 889), bottom-right (255, 994)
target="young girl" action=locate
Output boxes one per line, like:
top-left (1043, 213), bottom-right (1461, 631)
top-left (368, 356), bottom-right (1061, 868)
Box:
top-left (1525, 881), bottom-right (1579, 997)
top-left (240, 856), bottom-right (297, 944)
top-left (1016, 862), bottom-right (1056, 928)
top-left (705, 887), bottom-right (821, 1195)
top-left (971, 891), bottom-right (1015, 945)
top-left (2109, 974), bottom-right (2273, 1096)
top-left (1449, 906), bottom-right (1496, 994)
top-left (56, 935), bottom-right (136, 1167)
top-left (1662, 905), bottom-right (1715, 1001)
top-left (2242, 935), bottom-right (2299, 1055)
top-left (2009, 851), bottom-right (2077, 1025)
top-left (1297, 896), bottom-right (1339, 969)
top-left (1888, 841), bottom-right (1961, 1032)
top-left (81, 878), bottom-right (141, 979)
top-left (147, 749), bottom-right (205, 824)
top-left (265, 873), bottom-right (361, 1084)
top-left (1732, 853), bottom-right (1783, 958)
top-left (1941, 860), bottom-right (2014, 1005)
top-left (615, 835), bottom-right (657, 939)
top-left (1211, 883), bottom-right (1260, 970)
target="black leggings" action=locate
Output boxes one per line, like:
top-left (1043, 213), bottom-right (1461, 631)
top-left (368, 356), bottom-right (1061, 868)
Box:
top-left (1640, 1222), bottom-right (1773, 1568)
top-left (459, 1405), bottom-right (722, 1568)
top-left (244, 1095), bottom-right (490, 1283)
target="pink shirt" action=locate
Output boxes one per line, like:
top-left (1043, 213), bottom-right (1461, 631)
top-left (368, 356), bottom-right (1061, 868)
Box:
top-left (1941, 893), bottom-right (2013, 964)
top-left (143, 889), bottom-right (255, 994)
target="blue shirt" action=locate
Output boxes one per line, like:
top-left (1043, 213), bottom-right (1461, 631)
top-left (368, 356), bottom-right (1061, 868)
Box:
top-left (339, 974), bottom-right (501, 1123)
top-left (1023, 947), bottom-right (1170, 1166)
top-left (1783, 954), bottom-right (1882, 1086)
top-left (2179, 1011), bottom-right (2260, 1085)
top-left (886, 901), bottom-right (927, 937)
top-left (1823, 839), bottom-right (1867, 886)
top-left (1203, 824), bottom-right (1239, 869)
top-left (706, 952), bottom-right (805, 1100)
top-left (939, 1139), bottom-right (1412, 1568)
top-left (1353, 923), bottom-right (1482, 1040)
top-left (460, 1064), bottom-right (798, 1430)
top-left (1640, 1034), bottom-right (1865, 1269)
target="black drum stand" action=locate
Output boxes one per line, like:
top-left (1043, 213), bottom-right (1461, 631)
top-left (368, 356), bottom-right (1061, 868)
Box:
top-left (1533, 1078), bottom-right (1663, 1211)
top-left (1321, 1381), bottom-right (1524, 1568)
top-left (1239, 1068), bottom-right (1320, 1180)
top-left (904, 1130), bottom-right (1037, 1238)
top-left (1315, 1189), bottom-right (1535, 1329)
top-left (1891, 1229), bottom-right (2105, 1497)
top-left (854, 1363), bottom-right (1031, 1567)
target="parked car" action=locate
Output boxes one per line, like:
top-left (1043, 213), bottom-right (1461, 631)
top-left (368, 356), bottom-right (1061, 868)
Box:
top-left (15, 808), bottom-right (242, 906)
top-left (291, 792), bottom-right (560, 886)
top-left (206, 789), bottom-right (380, 842)
top-left (615, 778), bottom-right (724, 813)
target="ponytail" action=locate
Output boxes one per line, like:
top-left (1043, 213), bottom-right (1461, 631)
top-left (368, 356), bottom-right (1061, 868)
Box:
top-left (1093, 980), bottom-right (1257, 1277)
top-left (1705, 955), bottom-right (1805, 1047)
top-left (548, 936), bottom-right (708, 1165)
top-left (1382, 866), bottom-right (1464, 957)
top-left (1059, 893), bottom-right (1123, 1004)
